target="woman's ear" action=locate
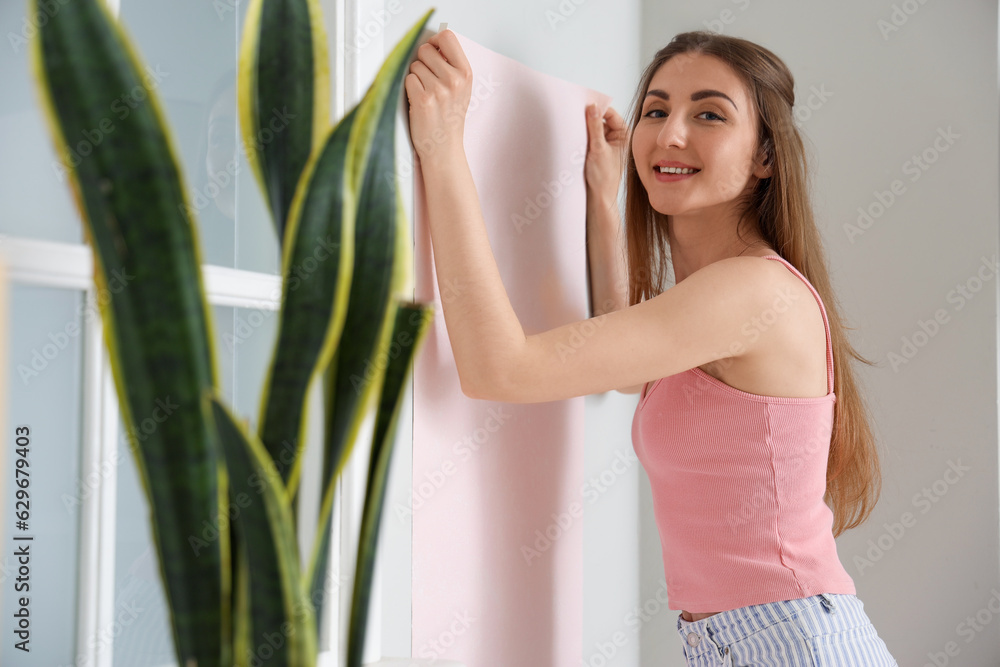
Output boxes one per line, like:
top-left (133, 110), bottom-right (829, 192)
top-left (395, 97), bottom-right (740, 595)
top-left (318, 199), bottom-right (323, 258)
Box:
top-left (754, 143), bottom-right (773, 179)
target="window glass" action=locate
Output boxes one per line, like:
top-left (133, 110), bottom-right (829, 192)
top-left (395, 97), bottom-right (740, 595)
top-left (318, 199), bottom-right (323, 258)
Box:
top-left (116, 0), bottom-right (279, 273)
top-left (0, 0), bottom-right (280, 275)
top-left (0, 3), bottom-right (84, 244)
top-left (1, 285), bottom-right (85, 666)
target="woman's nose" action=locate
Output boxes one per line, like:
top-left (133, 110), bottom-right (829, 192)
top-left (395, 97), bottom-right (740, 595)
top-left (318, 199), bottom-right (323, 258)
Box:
top-left (657, 114), bottom-right (687, 149)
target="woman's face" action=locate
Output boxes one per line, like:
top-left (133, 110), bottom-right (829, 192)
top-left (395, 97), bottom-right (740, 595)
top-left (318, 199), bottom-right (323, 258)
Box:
top-left (631, 52), bottom-right (769, 219)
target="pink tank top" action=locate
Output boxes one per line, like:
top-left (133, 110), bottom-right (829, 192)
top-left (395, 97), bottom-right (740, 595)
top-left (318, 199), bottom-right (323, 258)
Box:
top-left (631, 254), bottom-right (856, 612)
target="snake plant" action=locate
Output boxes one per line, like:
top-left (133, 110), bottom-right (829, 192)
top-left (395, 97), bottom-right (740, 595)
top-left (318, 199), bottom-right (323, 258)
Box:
top-left (29, 0), bottom-right (435, 664)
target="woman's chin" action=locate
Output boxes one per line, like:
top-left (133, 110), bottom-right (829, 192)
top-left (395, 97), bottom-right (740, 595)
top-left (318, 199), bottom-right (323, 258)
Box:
top-left (649, 200), bottom-right (685, 217)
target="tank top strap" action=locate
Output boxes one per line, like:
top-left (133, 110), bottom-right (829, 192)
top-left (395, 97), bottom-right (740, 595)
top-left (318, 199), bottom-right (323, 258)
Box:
top-left (761, 255), bottom-right (834, 395)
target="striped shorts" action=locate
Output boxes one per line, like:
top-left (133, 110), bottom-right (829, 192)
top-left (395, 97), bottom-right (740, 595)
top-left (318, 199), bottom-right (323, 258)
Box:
top-left (676, 593), bottom-right (898, 666)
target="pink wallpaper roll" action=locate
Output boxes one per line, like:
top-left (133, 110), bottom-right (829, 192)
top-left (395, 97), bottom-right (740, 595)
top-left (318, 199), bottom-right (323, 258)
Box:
top-left (411, 30), bottom-right (612, 667)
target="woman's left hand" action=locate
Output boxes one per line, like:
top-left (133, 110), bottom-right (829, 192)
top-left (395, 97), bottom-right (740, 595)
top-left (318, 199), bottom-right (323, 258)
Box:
top-left (404, 29), bottom-right (473, 164)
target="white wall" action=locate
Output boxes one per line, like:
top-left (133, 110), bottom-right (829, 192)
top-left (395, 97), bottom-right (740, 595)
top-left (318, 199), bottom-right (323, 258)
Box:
top-left (639, 2), bottom-right (1000, 666)
top-left (368, 0), bottom-right (645, 663)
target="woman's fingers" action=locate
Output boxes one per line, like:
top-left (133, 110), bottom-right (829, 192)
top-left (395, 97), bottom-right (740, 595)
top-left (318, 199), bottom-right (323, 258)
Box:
top-left (603, 106), bottom-right (627, 144)
top-left (427, 29), bottom-right (471, 73)
top-left (588, 104), bottom-right (628, 149)
top-left (603, 105), bottom-right (625, 130)
top-left (416, 42), bottom-right (449, 79)
top-left (404, 71), bottom-right (423, 94)
top-left (587, 104), bottom-right (606, 148)
top-left (410, 31), bottom-right (472, 99)
top-left (404, 71), bottom-right (425, 98)
top-left (408, 59), bottom-right (434, 90)
top-left (403, 29), bottom-right (472, 162)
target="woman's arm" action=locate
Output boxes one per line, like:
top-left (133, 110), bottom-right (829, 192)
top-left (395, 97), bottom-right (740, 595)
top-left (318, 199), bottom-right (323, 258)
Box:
top-left (587, 199), bottom-right (643, 395)
top-left (418, 145), bottom-right (526, 398)
top-left (586, 197), bottom-right (629, 318)
top-left (406, 32), bottom-right (524, 397)
top-left (590, 216), bottom-right (643, 396)
top-left (583, 103), bottom-right (630, 319)
top-left (583, 105), bottom-right (639, 394)
top-left (405, 32), bottom-right (784, 404)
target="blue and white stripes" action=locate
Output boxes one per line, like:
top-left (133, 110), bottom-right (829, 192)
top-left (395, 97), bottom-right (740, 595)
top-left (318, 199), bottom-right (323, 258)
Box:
top-left (675, 593), bottom-right (898, 666)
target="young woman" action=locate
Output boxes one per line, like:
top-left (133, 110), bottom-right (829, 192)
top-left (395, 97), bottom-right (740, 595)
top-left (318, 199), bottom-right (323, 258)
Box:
top-left (405, 28), bottom-right (898, 666)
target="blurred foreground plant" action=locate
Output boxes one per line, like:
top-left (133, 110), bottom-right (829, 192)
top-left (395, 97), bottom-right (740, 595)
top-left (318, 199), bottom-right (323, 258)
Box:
top-left (30, 0), bottom-right (436, 664)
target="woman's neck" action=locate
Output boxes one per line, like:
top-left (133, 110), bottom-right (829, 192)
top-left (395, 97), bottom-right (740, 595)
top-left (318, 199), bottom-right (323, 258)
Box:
top-left (669, 236), bottom-right (774, 283)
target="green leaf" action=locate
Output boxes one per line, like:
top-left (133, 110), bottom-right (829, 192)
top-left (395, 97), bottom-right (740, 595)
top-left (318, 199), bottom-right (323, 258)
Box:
top-left (304, 7), bottom-right (435, 627)
top-left (210, 396), bottom-right (317, 667)
top-left (231, 532), bottom-right (251, 667)
top-left (346, 301), bottom-right (434, 667)
top-left (29, 1), bottom-right (229, 664)
top-left (256, 103), bottom-right (359, 493)
top-left (238, 0), bottom-right (331, 243)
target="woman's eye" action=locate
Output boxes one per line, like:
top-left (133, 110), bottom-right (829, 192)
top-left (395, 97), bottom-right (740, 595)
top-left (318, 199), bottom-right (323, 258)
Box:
top-left (642, 109), bottom-right (725, 121)
top-left (699, 111), bottom-right (726, 121)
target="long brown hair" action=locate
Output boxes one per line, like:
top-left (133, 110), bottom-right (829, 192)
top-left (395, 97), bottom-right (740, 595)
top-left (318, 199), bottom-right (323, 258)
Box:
top-left (621, 31), bottom-right (881, 537)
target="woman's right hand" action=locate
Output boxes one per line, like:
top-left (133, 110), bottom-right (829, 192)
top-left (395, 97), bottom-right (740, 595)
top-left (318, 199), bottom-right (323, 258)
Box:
top-left (584, 103), bottom-right (627, 208)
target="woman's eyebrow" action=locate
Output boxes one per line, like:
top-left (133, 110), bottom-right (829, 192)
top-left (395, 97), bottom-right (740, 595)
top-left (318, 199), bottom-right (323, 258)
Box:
top-left (644, 89), bottom-right (738, 112)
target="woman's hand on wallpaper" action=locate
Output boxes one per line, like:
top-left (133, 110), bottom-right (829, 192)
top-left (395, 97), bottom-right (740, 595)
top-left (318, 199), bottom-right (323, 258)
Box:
top-left (584, 104), bottom-right (627, 208)
top-left (404, 29), bottom-right (473, 165)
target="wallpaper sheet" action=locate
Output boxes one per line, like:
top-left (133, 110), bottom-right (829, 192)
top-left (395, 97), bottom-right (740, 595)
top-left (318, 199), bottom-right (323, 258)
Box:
top-left (411, 30), bottom-right (612, 667)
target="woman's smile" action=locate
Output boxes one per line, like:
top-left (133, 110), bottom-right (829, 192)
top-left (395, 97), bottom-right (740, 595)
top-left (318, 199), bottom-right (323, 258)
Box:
top-left (653, 169), bottom-right (700, 182)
